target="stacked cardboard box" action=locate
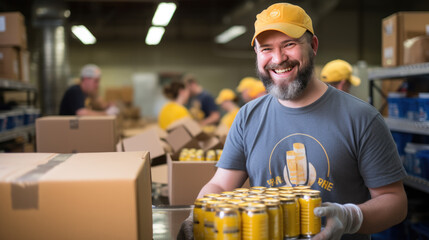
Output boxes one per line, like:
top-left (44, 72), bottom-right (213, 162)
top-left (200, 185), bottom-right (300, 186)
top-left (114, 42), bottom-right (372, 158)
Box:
top-left (0, 151), bottom-right (153, 240)
top-left (382, 11), bottom-right (429, 67)
top-left (36, 116), bottom-right (119, 153)
top-left (0, 12), bottom-right (29, 82)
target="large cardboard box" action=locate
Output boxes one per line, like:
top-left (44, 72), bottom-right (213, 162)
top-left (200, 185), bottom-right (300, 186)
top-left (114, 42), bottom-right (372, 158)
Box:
top-left (0, 47), bottom-right (20, 80)
top-left (168, 155), bottom-right (217, 205)
top-left (0, 12), bottom-right (27, 49)
top-left (122, 126), bottom-right (167, 166)
top-left (36, 116), bottom-right (119, 153)
top-left (0, 151), bottom-right (152, 240)
top-left (382, 12), bottom-right (429, 67)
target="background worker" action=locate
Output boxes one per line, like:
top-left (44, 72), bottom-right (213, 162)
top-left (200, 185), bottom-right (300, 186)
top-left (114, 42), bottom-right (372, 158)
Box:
top-left (158, 81), bottom-right (191, 130)
top-left (178, 3), bottom-right (407, 240)
top-left (247, 80), bottom-right (267, 100)
top-left (236, 76), bottom-right (259, 104)
top-left (59, 64), bottom-right (119, 116)
top-left (183, 74), bottom-right (220, 126)
top-left (320, 59), bottom-right (361, 93)
top-left (215, 88), bottom-right (240, 130)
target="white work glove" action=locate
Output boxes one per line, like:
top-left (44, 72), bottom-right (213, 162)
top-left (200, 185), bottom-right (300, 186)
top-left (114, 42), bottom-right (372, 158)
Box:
top-left (105, 105), bottom-right (120, 115)
top-left (312, 202), bottom-right (363, 240)
top-left (176, 213), bottom-right (193, 240)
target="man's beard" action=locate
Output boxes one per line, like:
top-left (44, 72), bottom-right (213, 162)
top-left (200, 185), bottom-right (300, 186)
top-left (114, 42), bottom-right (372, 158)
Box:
top-left (257, 52), bottom-right (314, 101)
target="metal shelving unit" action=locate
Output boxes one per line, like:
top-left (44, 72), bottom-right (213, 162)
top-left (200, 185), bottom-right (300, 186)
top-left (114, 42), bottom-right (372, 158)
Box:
top-left (0, 125), bottom-right (35, 143)
top-left (0, 79), bottom-right (38, 149)
top-left (368, 63), bottom-right (429, 193)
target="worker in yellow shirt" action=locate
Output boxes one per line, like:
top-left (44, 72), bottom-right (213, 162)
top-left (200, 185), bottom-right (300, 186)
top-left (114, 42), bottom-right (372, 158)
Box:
top-left (248, 80), bottom-right (267, 100)
top-left (320, 59), bottom-right (361, 93)
top-left (216, 88), bottom-right (240, 129)
top-left (158, 81), bottom-right (191, 130)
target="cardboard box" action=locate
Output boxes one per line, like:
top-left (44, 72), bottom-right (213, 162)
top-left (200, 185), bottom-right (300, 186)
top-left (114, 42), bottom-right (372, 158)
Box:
top-left (199, 136), bottom-right (223, 152)
top-left (122, 126), bottom-right (167, 166)
top-left (403, 36), bottom-right (429, 65)
top-left (382, 12), bottom-right (429, 67)
top-left (36, 116), bottom-right (119, 153)
top-left (165, 125), bottom-right (200, 156)
top-left (166, 117), bottom-right (209, 140)
top-left (19, 49), bottom-right (30, 83)
top-left (104, 86), bottom-right (133, 105)
top-left (0, 47), bottom-right (20, 80)
top-left (167, 154), bottom-right (218, 205)
top-left (0, 151), bottom-right (152, 240)
top-left (0, 12), bottom-right (27, 49)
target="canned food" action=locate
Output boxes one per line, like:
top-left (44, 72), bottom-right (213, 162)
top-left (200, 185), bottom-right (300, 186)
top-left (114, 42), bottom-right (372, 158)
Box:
top-left (234, 188), bottom-right (250, 193)
top-left (221, 191), bottom-right (236, 198)
top-left (195, 149), bottom-right (205, 161)
top-left (214, 204), bottom-right (241, 240)
top-left (280, 196), bottom-right (300, 239)
top-left (205, 193), bottom-right (222, 199)
top-left (250, 186), bottom-right (267, 191)
top-left (263, 198), bottom-right (283, 240)
top-left (194, 197), bottom-right (211, 240)
top-left (241, 203), bottom-right (269, 240)
top-left (278, 186), bottom-right (294, 191)
top-left (205, 200), bottom-right (224, 240)
top-left (299, 190), bottom-right (322, 238)
top-left (249, 189), bottom-right (265, 196)
top-left (215, 149), bottom-right (223, 160)
top-left (206, 150), bottom-right (216, 161)
top-left (179, 150), bottom-right (188, 161)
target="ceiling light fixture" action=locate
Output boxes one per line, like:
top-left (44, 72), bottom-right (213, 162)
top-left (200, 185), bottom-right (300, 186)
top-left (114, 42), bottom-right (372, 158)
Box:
top-left (145, 26), bottom-right (165, 45)
top-left (152, 2), bottom-right (177, 26)
top-left (71, 25), bottom-right (96, 45)
top-left (215, 25), bottom-right (246, 44)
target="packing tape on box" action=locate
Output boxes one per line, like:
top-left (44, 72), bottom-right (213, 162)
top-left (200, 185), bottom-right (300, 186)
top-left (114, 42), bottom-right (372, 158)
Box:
top-left (11, 154), bottom-right (73, 209)
top-left (69, 118), bottom-right (79, 129)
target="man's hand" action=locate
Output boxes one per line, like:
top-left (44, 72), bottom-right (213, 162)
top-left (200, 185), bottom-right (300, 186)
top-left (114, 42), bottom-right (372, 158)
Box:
top-left (177, 214), bottom-right (194, 240)
top-left (312, 202), bottom-right (363, 240)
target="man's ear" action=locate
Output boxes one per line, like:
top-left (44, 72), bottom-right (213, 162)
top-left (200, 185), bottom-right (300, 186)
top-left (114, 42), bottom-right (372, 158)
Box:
top-left (311, 35), bottom-right (319, 55)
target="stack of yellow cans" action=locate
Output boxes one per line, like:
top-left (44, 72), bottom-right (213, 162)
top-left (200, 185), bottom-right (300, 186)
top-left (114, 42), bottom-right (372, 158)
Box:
top-left (178, 148), bottom-right (223, 161)
top-left (193, 186), bottom-right (322, 240)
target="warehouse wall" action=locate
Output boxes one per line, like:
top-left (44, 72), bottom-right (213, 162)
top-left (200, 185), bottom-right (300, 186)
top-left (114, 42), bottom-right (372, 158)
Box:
top-left (66, 6), bottom-right (409, 117)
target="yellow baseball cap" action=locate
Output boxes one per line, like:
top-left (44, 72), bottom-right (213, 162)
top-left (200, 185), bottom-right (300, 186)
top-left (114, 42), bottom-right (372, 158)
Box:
top-left (320, 59), bottom-right (361, 86)
top-left (248, 81), bottom-right (266, 98)
top-left (251, 3), bottom-right (314, 46)
top-left (237, 77), bottom-right (258, 92)
top-left (216, 88), bottom-right (236, 104)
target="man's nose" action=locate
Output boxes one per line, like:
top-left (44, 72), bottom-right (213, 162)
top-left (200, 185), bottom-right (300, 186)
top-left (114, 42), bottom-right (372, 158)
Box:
top-left (272, 48), bottom-right (288, 64)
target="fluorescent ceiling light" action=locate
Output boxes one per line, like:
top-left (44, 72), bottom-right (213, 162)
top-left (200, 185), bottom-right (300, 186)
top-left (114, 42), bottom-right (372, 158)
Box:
top-left (152, 2), bottom-right (177, 26)
top-left (145, 26), bottom-right (165, 45)
top-left (71, 25), bottom-right (96, 45)
top-left (215, 25), bottom-right (246, 44)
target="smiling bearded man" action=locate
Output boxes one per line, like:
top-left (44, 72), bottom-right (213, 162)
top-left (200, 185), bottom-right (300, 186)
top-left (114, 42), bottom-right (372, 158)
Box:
top-left (257, 32), bottom-right (315, 101)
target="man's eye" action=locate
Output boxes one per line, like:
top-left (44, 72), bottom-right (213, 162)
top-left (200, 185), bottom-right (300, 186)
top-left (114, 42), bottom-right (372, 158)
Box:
top-left (261, 48), bottom-right (271, 52)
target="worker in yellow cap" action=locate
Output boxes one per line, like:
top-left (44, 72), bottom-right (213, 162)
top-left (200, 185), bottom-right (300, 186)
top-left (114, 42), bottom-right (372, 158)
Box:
top-left (158, 81), bottom-right (191, 130)
top-left (215, 88), bottom-right (240, 129)
top-left (320, 59), bottom-right (361, 93)
top-left (236, 77), bottom-right (259, 103)
top-left (178, 3), bottom-right (406, 240)
top-left (247, 81), bottom-right (267, 100)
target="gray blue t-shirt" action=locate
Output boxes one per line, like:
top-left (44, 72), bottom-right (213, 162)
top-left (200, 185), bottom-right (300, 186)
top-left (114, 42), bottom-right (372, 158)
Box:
top-left (217, 86), bottom-right (406, 240)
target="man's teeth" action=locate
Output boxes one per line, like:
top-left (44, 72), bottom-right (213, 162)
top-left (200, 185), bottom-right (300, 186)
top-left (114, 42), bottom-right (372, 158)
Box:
top-left (274, 67), bottom-right (292, 74)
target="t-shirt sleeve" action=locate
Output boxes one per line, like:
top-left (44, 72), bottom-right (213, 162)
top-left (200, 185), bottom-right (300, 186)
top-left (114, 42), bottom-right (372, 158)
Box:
top-left (216, 109), bottom-right (247, 170)
top-left (358, 114), bottom-right (407, 188)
